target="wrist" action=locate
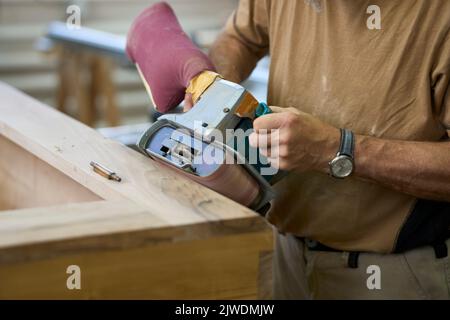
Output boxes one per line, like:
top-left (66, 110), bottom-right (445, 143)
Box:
top-left (315, 127), bottom-right (341, 173)
top-left (328, 129), bottom-right (356, 178)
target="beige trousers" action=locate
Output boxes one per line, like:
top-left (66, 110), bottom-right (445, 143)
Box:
top-left (273, 231), bottom-right (450, 300)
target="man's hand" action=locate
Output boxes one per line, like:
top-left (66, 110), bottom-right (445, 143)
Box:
top-left (249, 106), bottom-right (340, 172)
top-left (183, 92), bottom-right (194, 112)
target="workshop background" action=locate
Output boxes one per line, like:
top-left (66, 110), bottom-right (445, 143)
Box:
top-left (0, 0), bottom-right (269, 144)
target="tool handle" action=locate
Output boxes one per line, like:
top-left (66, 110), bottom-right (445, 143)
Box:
top-left (255, 102), bottom-right (272, 118)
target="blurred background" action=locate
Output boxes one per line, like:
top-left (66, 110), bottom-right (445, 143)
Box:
top-left (0, 0), bottom-right (269, 145)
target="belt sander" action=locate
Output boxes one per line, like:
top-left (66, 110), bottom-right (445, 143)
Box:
top-left (126, 2), bottom-right (278, 212)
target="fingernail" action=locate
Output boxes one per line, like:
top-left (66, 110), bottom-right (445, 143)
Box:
top-left (249, 133), bottom-right (256, 147)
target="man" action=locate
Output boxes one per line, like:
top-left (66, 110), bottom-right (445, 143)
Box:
top-left (208, 0), bottom-right (450, 299)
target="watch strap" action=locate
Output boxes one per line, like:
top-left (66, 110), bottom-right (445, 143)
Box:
top-left (339, 128), bottom-right (354, 158)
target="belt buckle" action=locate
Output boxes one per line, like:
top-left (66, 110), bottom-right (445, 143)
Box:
top-left (305, 238), bottom-right (318, 249)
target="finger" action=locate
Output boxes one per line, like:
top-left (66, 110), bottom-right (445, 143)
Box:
top-left (259, 147), bottom-right (270, 158)
top-left (270, 106), bottom-right (300, 115)
top-left (249, 132), bottom-right (280, 148)
top-left (253, 113), bottom-right (287, 131)
top-left (268, 106), bottom-right (285, 113)
top-left (259, 145), bottom-right (280, 158)
top-left (183, 92), bottom-right (194, 112)
top-left (267, 157), bottom-right (280, 170)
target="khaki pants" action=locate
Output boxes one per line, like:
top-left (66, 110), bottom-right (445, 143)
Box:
top-left (273, 231), bottom-right (450, 299)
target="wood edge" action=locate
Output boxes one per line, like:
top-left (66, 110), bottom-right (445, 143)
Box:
top-left (0, 81), bottom-right (261, 225)
top-left (0, 213), bottom-right (272, 265)
top-left (0, 201), bottom-right (271, 265)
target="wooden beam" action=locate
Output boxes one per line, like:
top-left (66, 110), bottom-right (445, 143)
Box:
top-left (0, 82), bottom-right (260, 226)
top-left (0, 200), bottom-right (269, 265)
top-left (0, 134), bottom-right (101, 211)
top-left (0, 230), bottom-right (270, 299)
top-left (0, 82), bottom-right (273, 299)
top-left (0, 201), bottom-right (271, 299)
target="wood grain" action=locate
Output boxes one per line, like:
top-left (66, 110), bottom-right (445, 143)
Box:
top-left (0, 82), bottom-right (259, 226)
top-left (0, 231), bottom-right (271, 299)
top-left (0, 135), bottom-right (101, 211)
top-left (0, 200), bottom-right (269, 265)
top-left (0, 81), bottom-right (273, 299)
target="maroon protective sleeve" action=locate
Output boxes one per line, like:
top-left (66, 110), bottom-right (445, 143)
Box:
top-left (126, 2), bottom-right (216, 113)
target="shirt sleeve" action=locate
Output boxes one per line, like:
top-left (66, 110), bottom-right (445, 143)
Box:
top-left (432, 30), bottom-right (450, 131)
top-left (210, 0), bottom-right (271, 82)
top-left (225, 0), bottom-right (271, 55)
top-left (441, 85), bottom-right (450, 131)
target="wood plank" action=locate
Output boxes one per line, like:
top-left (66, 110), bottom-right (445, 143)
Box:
top-left (0, 82), bottom-right (260, 226)
top-left (0, 201), bottom-right (269, 265)
top-left (0, 230), bottom-right (271, 299)
top-left (0, 81), bottom-right (273, 299)
top-left (0, 134), bottom-right (101, 211)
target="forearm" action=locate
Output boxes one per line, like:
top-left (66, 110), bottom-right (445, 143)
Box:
top-left (355, 136), bottom-right (450, 201)
top-left (252, 106), bottom-right (450, 202)
top-left (209, 32), bottom-right (265, 83)
top-left (318, 134), bottom-right (450, 201)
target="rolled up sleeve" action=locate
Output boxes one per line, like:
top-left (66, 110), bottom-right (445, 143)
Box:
top-left (210, 0), bottom-right (271, 82)
top-left (225, 0), bottom-right (271, 55)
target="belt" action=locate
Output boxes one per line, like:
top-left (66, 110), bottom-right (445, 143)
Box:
top-left (303, 239), bottom-right (339, 252)
top-left (297, 235), bottom-right (449, 269)
top-left (297, 237), bottom-right (360, 268)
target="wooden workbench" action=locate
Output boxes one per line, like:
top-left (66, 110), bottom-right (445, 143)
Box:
top-left (0, 82), bottom-right (273, 299)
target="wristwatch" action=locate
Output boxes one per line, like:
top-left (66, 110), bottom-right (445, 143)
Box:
top-left (329, 129), bottom-right (355, 179)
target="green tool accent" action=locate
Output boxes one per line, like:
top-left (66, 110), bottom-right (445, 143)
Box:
top-left (255, 102), bottom-right (272, 118)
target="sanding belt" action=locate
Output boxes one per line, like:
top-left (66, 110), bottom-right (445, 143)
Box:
top-left (126, 2), bottom-right (246, 113)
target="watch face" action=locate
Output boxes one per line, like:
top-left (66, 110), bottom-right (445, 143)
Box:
top-left (330, 155), bottom-right (354, 178)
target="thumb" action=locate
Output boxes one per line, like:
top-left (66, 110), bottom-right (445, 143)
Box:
top-left (183, 92), bottom-right (194, 112)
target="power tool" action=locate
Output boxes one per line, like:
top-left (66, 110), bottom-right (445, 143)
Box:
top-left (127, 2), bottom-right (279, 212)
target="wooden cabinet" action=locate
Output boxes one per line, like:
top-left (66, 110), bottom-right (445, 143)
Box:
top-left (0, 82), bottom-right (272, 299)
